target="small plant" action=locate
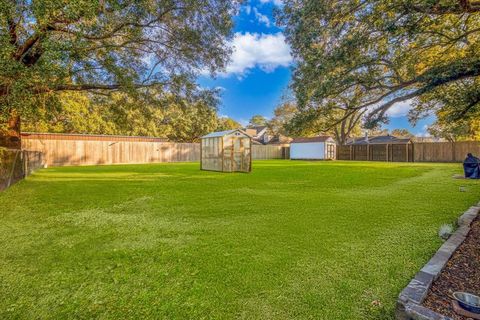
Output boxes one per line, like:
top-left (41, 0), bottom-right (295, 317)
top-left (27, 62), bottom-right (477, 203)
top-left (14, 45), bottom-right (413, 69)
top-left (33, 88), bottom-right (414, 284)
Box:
top-left (438, 224), bottom-right (454, 241)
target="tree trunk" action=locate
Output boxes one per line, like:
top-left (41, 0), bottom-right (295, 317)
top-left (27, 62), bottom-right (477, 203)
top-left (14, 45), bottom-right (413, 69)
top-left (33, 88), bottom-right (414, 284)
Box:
top-left (0, 112), bottom-right (21, 149)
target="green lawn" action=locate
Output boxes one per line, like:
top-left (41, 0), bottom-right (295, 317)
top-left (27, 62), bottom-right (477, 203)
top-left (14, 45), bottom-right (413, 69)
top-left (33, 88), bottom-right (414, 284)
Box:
top-left (0, 161), bottom-right (479, 319)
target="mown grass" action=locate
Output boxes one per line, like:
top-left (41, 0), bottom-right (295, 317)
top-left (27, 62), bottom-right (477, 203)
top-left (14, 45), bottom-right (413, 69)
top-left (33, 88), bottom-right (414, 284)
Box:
top-left (0, 160), bottom-right (479, 319)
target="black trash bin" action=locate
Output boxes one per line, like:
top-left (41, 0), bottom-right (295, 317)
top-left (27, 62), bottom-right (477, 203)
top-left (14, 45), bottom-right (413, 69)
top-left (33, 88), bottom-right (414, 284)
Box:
top-left (463, 153), bottom-right (480, 179)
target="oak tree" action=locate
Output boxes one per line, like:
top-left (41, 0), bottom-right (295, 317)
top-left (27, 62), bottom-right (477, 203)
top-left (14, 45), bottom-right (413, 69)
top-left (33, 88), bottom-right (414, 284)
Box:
top-left (279, 0), bottom-right (480, 128)
top-left (0, 0), bottom-right (239, 145)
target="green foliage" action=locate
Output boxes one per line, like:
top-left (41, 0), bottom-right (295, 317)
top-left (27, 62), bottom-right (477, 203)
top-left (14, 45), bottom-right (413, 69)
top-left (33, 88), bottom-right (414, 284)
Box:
top-left (268, 102), bottom-right (297, 135)
top-left (390, 129), bottom-right (414, 138)
top-left (285, 106), bottom-right (363, 144)
top-left (216, 117), bottom-right (241, 131)
top-left (1, 161), bottom-right (479, 318)
top-left (165, 99), bottom-right (219, 142)
top-left (279, 0), bottom-right (480, 127)
top-left (367, 128), bottom-right (390, 136)
top-left (410, 78), bottom-right (480, 141)
top-left (248, 114), bottom-right (267, 126)
top-left (0, 0), bottom-right (239, 118)
top-left (22, 90), bottom-right (225, 142)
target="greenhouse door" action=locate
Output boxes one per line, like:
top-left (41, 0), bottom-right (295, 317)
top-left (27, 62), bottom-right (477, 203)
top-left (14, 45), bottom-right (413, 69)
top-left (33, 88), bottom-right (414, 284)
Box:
top-left (232, 137), bottom-right (250, 172)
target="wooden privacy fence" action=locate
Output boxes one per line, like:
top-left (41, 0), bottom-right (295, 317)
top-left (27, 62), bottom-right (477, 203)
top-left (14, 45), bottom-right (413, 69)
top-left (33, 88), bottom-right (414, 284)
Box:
top-left (252, 145), bottom-right (289, 160)
top-left (0, 148), bottom-right (45, 191)
top-left (414, 141), bottom-right (480, 162)
top-left (23, 138), bottom-right (201, 167)
top-left (22, 133), bottom-right (289, 167)
top-left (337, 141), bottom-right (480, 162)
top-left (337, 144), bottom-right (414, 162)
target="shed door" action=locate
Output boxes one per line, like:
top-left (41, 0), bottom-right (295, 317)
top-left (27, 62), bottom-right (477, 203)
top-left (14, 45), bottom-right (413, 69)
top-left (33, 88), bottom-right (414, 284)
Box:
top-left (326, 143), bottom-right (336, 159)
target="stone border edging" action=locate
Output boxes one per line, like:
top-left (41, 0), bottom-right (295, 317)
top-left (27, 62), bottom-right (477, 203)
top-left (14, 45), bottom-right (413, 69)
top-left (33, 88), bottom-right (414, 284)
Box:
top-left (396, 202), bottom-right (480, 320)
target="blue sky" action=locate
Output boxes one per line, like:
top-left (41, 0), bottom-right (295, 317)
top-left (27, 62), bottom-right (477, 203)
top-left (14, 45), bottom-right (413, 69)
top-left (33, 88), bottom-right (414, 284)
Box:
top-left (198, 0), bottom-right (433, 136)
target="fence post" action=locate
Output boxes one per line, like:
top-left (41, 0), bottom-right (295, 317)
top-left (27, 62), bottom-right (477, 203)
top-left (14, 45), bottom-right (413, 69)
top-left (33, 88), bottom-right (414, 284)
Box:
top-left (6, 150), bottom-right (20, 188)
top-left (22, 151), bottom-right (27, 177)
top-left (452, 142), bottom-right (456, 162)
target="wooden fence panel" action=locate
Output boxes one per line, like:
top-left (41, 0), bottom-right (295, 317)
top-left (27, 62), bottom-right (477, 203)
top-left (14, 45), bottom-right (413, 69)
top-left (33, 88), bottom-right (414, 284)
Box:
top-left (338, 142), bottom-right (479, 162)
top-left (453, 142), bottom-right (480, 161)
top-left (336, 144), bottom-right (412, 162)
top-left (251, 145), bottom-right (286, 160)
top-left (22, 135), bottom-right (288, 167)
top-left (337, 145), bottom-right (351, 160)
top-left (371, 145), bottom-right (387, 161)
top-left (353, 145), bottom-right (368, 161)
top-left (414, 142), bottom-right (480, 162)
top-left (22, 138), bottom-right (202, 167)
top-left (1, 149), bottom-right (45, 191)
top-left (390, 144), bottom-right (412, 162)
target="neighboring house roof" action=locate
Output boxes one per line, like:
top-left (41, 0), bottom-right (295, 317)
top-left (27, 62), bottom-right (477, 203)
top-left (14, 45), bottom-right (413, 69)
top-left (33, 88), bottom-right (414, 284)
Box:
top-left (291, 136), bottom-right (334, 144)
top-left (244, 126), bottom-right (267, 135)
top-left (243, 126), bottom-right (269, 144)
top-left (201, 129), bottom-right (251, 139)
top-left (345, 135), bottom-right (412, 145)
top-left (266, 135), bottom-right (293, 145)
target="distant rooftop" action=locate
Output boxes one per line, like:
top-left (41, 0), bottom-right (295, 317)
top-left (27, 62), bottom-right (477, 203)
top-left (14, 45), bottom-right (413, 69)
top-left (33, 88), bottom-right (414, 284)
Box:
top-left (345, 135), bottom-right (412, 145)
top-left (243, 126), bottom-right (267, 136)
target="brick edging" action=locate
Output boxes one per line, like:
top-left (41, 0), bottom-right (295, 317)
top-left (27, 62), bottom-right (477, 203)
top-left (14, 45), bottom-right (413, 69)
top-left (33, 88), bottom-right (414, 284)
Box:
top-left (396, 202), bottom-right (480, 320)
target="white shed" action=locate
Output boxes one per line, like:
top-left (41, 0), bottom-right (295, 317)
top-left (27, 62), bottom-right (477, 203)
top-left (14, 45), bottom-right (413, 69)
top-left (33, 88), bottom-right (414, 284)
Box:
top-left (290, 136), bottom-right (336, 160)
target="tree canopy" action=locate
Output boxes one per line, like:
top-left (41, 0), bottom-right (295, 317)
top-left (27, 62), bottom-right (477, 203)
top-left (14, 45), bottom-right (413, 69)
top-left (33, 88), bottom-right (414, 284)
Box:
top-left (390, 128), bottom-right (414, 138)
top-left (267, 102), bottom-right (297, 136)
top-left (279, 0), bottom-right (480, 129)
top-left (217, 117), bottom-right (241, 131)
top-left (21, 89), bottom-right (233, 142)
top-left (411, 77), bottom-right (480, 140)
top-left (0, 0), bottom-right (239, 118)
top-left (248, 115), bottom-right (267, 126)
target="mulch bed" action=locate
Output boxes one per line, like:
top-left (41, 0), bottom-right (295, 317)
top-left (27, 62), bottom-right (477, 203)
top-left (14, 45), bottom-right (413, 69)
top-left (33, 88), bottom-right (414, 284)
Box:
top-left (423, 216), bottom-right (480, 319)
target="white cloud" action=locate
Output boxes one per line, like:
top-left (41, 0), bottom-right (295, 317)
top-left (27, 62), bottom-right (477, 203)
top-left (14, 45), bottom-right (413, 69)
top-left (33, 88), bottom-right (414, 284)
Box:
top-left (223, 32), bottom-right (292, 76)
top-left (260, 0), bottom-right (283, 6)
top-left (253, 7), bottom-right (271, 27)
top-left (386, 100), bottom-right (413, 117)
top-left (417, 124), bottom-right (432, 137)
top-left (238, 118), bottom-right (249, 126)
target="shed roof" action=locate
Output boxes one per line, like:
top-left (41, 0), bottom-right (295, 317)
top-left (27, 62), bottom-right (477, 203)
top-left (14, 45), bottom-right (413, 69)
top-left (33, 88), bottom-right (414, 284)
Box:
top-left (201, 129), bottom-right (251, 139)
top-left (291, 136), bottom-right (334, 144)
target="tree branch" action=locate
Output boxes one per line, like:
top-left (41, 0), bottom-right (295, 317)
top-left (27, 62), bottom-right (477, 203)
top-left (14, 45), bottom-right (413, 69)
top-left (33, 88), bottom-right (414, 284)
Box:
top-left (8, 18), bottom-right (17, 45)
top-left (0, 82), bottom-right (166, 96)
top-left (408, 0), bottom-right (480, 14)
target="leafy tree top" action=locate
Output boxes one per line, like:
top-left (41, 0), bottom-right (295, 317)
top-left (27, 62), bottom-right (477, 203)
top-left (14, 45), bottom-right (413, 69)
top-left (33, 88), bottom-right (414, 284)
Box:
top-left (0, 0), bottom-right (239, 113)
top-left (248, 115), bottom-right (267, 126)
top-left (279, 0), bottom-right (480, 128)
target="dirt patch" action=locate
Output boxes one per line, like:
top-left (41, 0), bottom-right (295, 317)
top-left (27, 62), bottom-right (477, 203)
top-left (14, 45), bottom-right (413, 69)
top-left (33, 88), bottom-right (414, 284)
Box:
top-left (423, 217), bottom-right (480, 319)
